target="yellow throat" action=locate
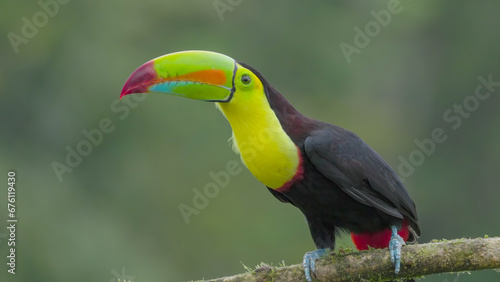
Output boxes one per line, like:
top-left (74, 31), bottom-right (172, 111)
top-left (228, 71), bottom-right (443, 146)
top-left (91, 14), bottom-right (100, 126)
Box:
top-left (216, 67), bottom-right (300, 189)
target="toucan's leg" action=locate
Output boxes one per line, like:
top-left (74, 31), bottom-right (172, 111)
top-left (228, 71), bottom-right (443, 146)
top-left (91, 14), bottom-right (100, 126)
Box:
top-left (389, 225), bottom-right (406, 274)
top-left (302, 248), bottom-right (329, 282)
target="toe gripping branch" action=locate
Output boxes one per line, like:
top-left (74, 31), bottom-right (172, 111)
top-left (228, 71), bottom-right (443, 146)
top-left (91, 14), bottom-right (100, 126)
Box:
top-left (389, 225), bottom-right (406, 274)
top-left (303, 248), bottom-right (329, 282)
top-left (303, 226), bottom-right (404, 281)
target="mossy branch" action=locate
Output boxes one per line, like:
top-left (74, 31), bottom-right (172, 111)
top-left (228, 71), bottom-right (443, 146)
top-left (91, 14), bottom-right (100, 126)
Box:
top-left (204, 237), bottom-right (500, 282)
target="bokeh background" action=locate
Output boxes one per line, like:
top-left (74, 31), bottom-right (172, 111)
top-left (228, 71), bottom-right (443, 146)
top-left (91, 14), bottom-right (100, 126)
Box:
top-left (1, 1), bottom-right (499, 281)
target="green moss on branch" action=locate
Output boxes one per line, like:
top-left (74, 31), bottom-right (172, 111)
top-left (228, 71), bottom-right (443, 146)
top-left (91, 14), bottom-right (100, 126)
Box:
top-left (205, 237), bottom-right (500, 282)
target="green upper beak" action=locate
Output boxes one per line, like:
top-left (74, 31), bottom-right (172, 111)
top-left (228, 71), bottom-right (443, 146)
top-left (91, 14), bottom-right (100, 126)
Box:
top-left (120, 50), bottom-right (237, 102)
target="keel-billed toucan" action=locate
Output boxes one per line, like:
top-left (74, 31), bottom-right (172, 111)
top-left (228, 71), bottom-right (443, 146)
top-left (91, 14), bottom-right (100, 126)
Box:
top-left (121, 50), bottom-right (420, 281)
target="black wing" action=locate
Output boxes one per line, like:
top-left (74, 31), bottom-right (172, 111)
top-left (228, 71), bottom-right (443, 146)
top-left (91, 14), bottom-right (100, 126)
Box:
top-left (304, 128), bottom-right (420, 235)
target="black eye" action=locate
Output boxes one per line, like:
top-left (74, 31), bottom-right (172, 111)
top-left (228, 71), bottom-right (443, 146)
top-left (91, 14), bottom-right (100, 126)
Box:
top-left (241, 74), bottom-right (251, 85)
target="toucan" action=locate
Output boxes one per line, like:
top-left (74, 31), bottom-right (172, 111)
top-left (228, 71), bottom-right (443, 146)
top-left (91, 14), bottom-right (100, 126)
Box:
top-left (121, 50), bottom-right (420, 281)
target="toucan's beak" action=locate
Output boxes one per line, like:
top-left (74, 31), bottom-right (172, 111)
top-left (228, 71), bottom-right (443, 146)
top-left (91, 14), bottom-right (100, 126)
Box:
top-left (120, 50), bottom-right (237, 102)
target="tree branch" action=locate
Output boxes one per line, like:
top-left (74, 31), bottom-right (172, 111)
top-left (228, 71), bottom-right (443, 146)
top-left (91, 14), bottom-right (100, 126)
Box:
top-left (206, 237), bottom-right (500, 282)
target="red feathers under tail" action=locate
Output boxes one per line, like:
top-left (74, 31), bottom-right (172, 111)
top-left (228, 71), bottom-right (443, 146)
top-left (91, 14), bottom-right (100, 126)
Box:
top-left (351, 219), bottom-right (410, 250)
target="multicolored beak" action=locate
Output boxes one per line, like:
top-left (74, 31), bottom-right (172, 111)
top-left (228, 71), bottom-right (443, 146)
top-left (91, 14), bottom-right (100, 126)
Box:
top-left (120, 50), bottom-right (237, 102)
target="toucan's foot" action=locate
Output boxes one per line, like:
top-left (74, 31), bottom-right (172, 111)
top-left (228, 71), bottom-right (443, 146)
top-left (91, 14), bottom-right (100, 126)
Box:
top-left (389, 225), bottom-right (406, 274)
top-left (302, 248), bottom-right (329, 282)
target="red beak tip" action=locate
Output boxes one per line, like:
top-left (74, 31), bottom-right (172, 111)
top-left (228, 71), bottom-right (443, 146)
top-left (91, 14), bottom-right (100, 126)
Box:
top-left (120, 60), bottom-right (157, 99)
top-left (120, 87), bottom-right (133, 99)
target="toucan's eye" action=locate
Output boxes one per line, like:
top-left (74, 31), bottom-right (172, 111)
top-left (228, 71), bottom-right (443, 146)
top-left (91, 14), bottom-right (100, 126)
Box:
top-left (241, 74), bottom-right (251, 85)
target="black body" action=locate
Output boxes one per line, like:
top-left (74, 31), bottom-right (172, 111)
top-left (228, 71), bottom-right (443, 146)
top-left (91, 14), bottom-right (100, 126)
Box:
top-left (240, 63), bottom-right (420, 250)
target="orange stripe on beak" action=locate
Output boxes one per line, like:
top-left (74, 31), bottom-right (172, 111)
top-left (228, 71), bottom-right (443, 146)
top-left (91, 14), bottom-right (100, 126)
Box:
top-left (166, 69), bottom-right (227, 85)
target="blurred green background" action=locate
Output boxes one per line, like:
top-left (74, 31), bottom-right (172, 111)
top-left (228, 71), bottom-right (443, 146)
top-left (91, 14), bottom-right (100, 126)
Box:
top-left (1, 0), bottom-right (499, 281)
